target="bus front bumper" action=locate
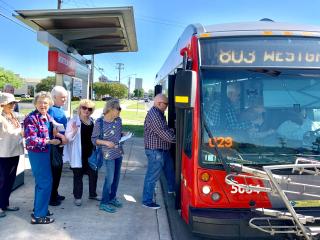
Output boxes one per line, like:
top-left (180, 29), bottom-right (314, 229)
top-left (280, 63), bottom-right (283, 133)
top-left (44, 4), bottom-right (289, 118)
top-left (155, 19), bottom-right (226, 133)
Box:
top-left (189, 207), bottom-right (320, 240)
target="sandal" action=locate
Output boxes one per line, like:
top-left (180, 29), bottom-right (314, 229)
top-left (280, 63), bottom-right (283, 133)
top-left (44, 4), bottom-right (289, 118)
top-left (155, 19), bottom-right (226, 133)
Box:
top-left (30, 214), bottom-right (54, 224)
top-left (32, 210), bottom-right (53, 216)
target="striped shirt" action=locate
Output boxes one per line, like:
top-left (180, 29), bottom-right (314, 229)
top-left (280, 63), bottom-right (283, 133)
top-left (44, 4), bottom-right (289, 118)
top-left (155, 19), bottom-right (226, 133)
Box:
top-left (144, 106), bottom-right (175, 150)
top-left (91, 117), bottom-right (122, 160)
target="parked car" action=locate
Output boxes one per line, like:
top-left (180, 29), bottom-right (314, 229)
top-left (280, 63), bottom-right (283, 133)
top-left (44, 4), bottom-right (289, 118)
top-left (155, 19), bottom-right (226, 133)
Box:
top-left (20, 94), bottom-right (30, 98)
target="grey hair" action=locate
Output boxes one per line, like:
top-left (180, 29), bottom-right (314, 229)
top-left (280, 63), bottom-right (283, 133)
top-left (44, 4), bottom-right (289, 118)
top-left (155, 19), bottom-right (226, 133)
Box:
top-left (51, 86), bottom-right (68, 99)
top-left (103, 99), bottom-right (120, 114)
top-left (3, 84), bottom-right (14, 91)
top-left (33, 91), bottom-right (53, 107)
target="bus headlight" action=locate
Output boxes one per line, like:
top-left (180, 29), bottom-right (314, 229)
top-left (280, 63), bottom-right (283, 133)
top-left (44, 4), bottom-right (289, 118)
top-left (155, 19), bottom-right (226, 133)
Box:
top-left (202, 185), bottom-right (211, 195)
top-left (200, 172), bottom-right (210, 182)
top-left (211, 192), bottom-right (221, 202)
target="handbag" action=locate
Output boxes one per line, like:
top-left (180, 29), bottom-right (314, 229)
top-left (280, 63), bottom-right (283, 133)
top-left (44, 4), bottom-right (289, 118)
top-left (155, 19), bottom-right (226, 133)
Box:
top-left (88, 117), bottom-right (104, 171)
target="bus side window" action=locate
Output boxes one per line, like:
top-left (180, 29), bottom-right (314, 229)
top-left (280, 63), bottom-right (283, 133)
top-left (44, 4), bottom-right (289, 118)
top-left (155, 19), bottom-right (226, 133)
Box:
top-left (183, 109), bottom-right (193, 158)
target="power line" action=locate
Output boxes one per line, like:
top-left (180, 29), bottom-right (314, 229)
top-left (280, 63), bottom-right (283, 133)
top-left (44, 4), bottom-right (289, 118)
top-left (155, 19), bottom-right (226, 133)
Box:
top-left (138, 14), bottom-right (186, 27)
top-left (0, 0), bottom-right (15, 11)
top-left (0, 12), bottom-right (35, 33)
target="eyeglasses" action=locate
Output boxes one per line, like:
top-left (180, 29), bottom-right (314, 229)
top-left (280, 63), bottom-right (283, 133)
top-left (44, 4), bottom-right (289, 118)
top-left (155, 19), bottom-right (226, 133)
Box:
top-left (81, 106), bottom-right (93, 112)
top-left (160, 102), bottom-right (168, 106)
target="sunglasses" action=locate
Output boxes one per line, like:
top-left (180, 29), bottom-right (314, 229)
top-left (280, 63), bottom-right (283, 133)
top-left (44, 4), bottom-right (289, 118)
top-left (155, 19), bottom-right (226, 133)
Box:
top-left (116, 107), bottom-right (122, 112)
top-left (160, 102), bottom-right (168, 106)
top-left (81, 106), bottom-right (93, 112)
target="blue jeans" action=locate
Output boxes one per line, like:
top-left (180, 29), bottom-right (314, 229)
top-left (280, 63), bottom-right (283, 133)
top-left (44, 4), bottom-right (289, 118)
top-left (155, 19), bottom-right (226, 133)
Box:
top-left (142, 149), bottom-right (175, 204)
top-left (28, 150), bottom-right (52, 218)
top-left (101, 157), bottom-right (123, 205)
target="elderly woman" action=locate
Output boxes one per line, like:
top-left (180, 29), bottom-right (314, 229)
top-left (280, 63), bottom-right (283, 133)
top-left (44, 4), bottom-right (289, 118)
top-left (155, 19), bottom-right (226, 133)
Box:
top-left (24, 91), bottom-right (61, 224)
top-left (0, 93), bottom-right (24, 218)
top-left (91, 99), bottom-right (123, 213)
top-left (48, 86), bottom-right (68, 206)
top-left (63, 99), bottom-right (99, 206)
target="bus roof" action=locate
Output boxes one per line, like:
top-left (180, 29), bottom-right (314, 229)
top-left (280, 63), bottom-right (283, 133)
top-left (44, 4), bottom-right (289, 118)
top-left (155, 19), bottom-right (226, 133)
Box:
top-left (196, 20), bottom-right (320, 37)
top-left (155, 20), bottom-right (320, 83)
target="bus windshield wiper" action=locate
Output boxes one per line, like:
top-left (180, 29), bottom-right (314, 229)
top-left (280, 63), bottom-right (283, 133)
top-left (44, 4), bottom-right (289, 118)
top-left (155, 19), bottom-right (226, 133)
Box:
top-left (203, 119), bottom-right (231, 173)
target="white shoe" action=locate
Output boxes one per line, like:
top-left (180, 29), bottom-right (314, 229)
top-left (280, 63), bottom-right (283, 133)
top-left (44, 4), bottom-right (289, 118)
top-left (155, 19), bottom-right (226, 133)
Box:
top-left (74, 199), bottom-right (82, 206)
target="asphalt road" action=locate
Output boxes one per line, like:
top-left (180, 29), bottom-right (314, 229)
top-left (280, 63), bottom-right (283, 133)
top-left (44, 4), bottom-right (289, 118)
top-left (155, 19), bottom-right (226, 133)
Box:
top-left (161, 176), bottom-right (210, 240)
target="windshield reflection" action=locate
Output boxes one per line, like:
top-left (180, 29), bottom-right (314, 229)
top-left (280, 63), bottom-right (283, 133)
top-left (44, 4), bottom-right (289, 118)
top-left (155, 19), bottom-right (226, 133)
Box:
top-left (201, 69), bottom-right (320, 166)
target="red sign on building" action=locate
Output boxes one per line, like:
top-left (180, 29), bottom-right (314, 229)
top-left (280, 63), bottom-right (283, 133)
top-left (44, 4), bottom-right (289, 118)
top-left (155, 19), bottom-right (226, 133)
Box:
top-left (48, 50), bottom-right (76, 76)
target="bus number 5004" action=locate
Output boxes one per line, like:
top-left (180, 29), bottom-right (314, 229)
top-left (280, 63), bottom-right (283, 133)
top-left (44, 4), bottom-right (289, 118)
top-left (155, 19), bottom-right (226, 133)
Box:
top-left (230, 185), bottom-right (260, 194)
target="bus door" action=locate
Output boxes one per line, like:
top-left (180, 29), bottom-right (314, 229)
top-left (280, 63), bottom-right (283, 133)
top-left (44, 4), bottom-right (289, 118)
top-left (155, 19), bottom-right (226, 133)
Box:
top-left (173, 70), bottom-right (196, 214)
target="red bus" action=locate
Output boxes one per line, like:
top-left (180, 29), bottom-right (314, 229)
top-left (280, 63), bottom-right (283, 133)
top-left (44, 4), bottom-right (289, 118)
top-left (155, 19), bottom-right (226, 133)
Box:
top-left (155, 19), bottom-right (320, 239)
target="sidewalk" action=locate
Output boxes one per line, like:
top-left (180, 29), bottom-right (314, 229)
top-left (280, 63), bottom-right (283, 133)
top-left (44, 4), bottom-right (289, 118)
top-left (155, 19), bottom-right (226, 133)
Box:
top-left (0, 137), bottom-right (171, 240)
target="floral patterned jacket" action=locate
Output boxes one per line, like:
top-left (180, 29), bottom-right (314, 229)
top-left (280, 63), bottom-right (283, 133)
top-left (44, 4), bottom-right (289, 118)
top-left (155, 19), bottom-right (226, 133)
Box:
top-left (24, 110), bottom-right (53, 152)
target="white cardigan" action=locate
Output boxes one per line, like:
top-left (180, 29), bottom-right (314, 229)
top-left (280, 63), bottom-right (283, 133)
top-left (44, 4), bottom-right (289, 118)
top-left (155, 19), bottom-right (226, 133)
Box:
top-left (63, 115), bottom-right (93, 168)
top-left (0, 113), bottom-right (24, 158)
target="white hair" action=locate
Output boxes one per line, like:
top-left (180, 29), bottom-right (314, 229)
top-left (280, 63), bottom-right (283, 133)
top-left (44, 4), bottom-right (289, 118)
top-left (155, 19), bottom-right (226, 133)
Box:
top-left (51, 86), bottom-right (67, 99)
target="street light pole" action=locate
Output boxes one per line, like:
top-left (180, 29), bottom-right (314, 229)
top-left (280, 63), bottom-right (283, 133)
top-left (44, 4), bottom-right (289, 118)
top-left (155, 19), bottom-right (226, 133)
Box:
top-left (57, 0), bottom-right (62, 9)
top-left (128, 77), bottom-right (131, 99)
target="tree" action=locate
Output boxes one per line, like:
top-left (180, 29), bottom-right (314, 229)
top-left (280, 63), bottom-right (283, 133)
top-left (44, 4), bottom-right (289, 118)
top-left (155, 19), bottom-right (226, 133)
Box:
top-left (35, 76), bottom-right (56, 93)
top-left (0, 67), bottom-right (23, 90)
top-left (93, 82), bottom-right (128, 99)
top-left (147, 89), bottom-right (154, 98)
top-left (133, 88), bottom-right (144, 98)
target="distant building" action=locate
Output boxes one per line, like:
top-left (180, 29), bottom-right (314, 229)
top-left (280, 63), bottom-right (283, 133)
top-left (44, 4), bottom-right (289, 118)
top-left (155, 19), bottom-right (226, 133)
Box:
top-left (135, 78), bottom-right (143, 90)
top-left (15, 77), bottom-right (42, 97)
top-left (99, 75), bottom-right (117, 83)
top-left (99, 75), bottom-right (108, 82)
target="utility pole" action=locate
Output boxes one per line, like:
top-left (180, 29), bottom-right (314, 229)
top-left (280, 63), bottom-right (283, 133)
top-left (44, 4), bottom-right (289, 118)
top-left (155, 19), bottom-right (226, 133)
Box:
top-left (128, 76), bottom-right (131, 99)
top-left (115, 63), bottom-right (124, 83)
top-left (57, 0), bottom-right (62, 9)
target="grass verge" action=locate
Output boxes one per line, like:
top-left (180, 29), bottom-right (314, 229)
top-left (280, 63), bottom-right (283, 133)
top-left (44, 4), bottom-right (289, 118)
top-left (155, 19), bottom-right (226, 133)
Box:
top-left (122, 124), bottom-right (144, 137)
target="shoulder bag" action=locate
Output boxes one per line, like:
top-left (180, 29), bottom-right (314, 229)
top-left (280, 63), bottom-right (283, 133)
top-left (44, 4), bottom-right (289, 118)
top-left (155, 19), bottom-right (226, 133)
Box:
top-left (88, 117), bottom-right (104, 171)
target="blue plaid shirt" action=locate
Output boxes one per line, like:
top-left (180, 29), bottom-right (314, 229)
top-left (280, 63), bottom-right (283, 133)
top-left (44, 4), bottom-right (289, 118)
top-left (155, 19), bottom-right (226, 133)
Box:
top-left (144, 107), bottom-right (175, 150)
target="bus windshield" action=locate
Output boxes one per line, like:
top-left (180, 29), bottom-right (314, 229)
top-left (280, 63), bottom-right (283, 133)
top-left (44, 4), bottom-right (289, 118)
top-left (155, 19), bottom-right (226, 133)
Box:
top-left (200, 68), bottom-right (320, 167)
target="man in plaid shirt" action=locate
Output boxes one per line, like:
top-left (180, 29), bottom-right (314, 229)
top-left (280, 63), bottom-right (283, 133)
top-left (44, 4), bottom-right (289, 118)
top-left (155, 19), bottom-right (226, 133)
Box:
top-left (205, 84), bottom-right (251, 131)
top-left (142, 94), bottom-right (175, 209)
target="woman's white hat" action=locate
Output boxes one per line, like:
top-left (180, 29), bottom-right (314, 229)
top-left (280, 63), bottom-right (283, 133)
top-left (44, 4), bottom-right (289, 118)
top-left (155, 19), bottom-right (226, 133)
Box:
top-left (0, 92), bottom-right (20, 105)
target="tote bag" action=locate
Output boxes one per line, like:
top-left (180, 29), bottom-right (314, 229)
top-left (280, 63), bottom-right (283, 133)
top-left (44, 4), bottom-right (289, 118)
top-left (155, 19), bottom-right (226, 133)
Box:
top-left (88, 117), bottom-right (104, 171)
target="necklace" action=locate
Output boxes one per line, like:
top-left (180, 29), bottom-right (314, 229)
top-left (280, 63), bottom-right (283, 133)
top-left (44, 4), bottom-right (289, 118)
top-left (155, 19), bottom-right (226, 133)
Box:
top-left (80, 118), bottom-right (91, 126)
top-left (2, 112), bottom-right (20, 128)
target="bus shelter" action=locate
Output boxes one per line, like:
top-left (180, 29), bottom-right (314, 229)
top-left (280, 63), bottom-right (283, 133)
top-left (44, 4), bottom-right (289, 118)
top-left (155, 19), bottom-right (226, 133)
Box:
top-left (13, 7), bottom-right (138, 188)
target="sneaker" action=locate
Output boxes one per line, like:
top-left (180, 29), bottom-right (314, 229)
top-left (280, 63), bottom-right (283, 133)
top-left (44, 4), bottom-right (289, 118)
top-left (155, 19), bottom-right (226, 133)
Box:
top-left (109, 198), bottom-right (123, 208)
top-left (142, 202), bottom-right (161, 210)
top-left (74, 199), bottom-right (82, 206)
top-left (89, 195), bottom-right (102, 201)
top-left (57, 195), bottom-right (65, 201)
top-left (99, 204), bottom-right (116, 213)
top-left (0, 210), bottom-right (6, 218)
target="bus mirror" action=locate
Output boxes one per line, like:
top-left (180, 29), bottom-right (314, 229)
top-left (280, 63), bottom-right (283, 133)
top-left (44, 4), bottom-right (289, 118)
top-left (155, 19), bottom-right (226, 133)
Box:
top-left (154, 84), bottom-right (162, 96)
top-left (174, 70), bottom-right (196, 108)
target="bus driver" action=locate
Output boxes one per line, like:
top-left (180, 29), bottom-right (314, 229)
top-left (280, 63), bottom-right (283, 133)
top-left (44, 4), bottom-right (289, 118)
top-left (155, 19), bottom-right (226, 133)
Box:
top-left (205, 83), bottom-right (251, 131)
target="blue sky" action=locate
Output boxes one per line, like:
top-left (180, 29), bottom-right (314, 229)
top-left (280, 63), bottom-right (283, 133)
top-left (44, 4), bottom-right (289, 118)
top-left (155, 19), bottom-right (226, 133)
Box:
top-left (1, 0), bottom-right (320, 91)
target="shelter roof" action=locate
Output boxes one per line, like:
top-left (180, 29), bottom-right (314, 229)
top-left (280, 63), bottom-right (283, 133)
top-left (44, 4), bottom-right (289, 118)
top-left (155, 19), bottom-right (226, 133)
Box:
top-left (15, 7), bottom-right (138, 55)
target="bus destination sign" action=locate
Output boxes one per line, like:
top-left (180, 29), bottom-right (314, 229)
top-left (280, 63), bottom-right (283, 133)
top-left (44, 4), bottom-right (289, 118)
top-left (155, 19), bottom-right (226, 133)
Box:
top-left (200, 37), bottom-right (320, 68)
